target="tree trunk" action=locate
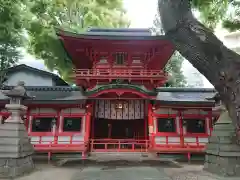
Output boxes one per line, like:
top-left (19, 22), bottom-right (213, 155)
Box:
top-left (0, 57), bottom-right (6, 88)
top-left (158, 0), bottom-right (240, 134)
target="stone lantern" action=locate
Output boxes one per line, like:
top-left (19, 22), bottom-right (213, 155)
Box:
top-left (0, 81), bottom-right (34, 178)
top-left (204, 93), bottom-right (240, 177)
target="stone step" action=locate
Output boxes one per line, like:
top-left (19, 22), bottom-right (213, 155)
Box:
top-left (89, 152), bottom-right (151, 161)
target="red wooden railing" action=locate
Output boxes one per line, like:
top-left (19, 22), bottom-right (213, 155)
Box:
top-left (151, 135), bottom-right (206, 161)
top-left (32, 138), bottom-right (89, 161)
top-left (74, 69), bottom-right (167, 80)
top-left (90, 139), bottom-right (149, 152)
top-left (32, 141), bottom-right (87, 151)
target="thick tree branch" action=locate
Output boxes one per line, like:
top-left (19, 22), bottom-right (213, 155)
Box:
top-left (158, 0), bottom-right (240, 132)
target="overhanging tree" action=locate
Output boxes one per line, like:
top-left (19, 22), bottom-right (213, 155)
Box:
top-left (0, 0), bottom-right (24, 86)
top-left (158, 0), bottom-right (240, 132)
top-left (152, 14), bottom-right (186, 87)
top-left (26, 0), bottom-right (129, 82)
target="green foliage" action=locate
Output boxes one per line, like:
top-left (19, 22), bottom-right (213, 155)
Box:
top-left (164, 52), bottom-right (187, 87)
top-left (0, 0), bottom-right (25, 85)
top-left (152, 14), bottom-right (165, 35)
top-left (191, 0), bottom-right (240, 31)
top-left (152, 14), bottom-right (187, 87)
top-left (25, 0), bottom-right (130, 82)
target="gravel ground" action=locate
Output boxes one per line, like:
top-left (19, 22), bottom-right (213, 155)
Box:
top-left (8, 160), bottom-right (237, 180)
top-left (17, 163), bottom-right (79, 180)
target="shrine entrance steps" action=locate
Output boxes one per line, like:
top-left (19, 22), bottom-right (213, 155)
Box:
top-left (88, 152), bottom-right (156, 161)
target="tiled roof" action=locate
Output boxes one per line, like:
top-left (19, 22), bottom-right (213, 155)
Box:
top-left (156, 87), bottom-right (216, 92)
top-left (0, 86), bottom-right (216, 104)
top-left (85, 28), bottom-right (152, 36)
top-left (56, 28), bottom-right (167, 40)
top-left (0, 86), bottom-right (86, 103)
top-left (156, 90), bottom-right (216, 103)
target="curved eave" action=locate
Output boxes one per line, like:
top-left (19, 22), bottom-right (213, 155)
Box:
top-left (56, 28), bottom-right (175, 69)
top-left (157, 87), bottom-right (216, 92)
top-left (85, 84), bottom-right (157, 97)
top-left (157, 101), bottom-right (214, 106)
top-left (155, 90), bottom-right (216, 104)
top-left (56, 28), bottom-right (169, 41)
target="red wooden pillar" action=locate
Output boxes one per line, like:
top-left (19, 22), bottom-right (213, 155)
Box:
top-left (54, 108), bottom-right (60, 144)
top-left (127, 52), bottom-right (132, 67)
top-left (178, 110), bottom-right (184, 147)
top-left (148, 103), bottom-right (154, 149)
top-left (84, 103), bottom-right (92, 143)
top-left (109, 52), bottom-right (113, 68)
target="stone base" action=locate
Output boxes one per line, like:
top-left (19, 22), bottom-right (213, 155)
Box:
top-left (203, 110), bottom-right (240, 177)
top-left (204, 154), bottom-right (240, 177)
top-left (0, 156), bottom-right (34, 178)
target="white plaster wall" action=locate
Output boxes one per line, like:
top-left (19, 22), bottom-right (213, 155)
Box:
top-left (154, 136), bottom-right (181, 145)
top-left (60, 108), bottom-right (86, 114)
top-left (30, 108), bottom-right (57, 114)
top-left (154, 108), bottom-right (177, 115)
top-left (182, 109), bottom-right (208, 115)
top-left (5, 71), bottom-right (54, 86)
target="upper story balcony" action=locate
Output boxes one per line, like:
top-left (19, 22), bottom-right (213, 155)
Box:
top-left (74, 68), bottom-right (168, 90)
top-left (74, 69), bottom-right (167, 80)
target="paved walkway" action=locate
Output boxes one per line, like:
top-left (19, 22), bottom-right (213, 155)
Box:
top-left (164, 164), bottom-right (240, 180)
top-left (12, 162), bottom-right (240, 180)
top-left (71, 166), bottom-right (171, 180)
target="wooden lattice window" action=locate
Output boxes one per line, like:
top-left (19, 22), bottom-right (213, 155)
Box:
top-left (63, 117), bottom-right (82, 132)
top-left (183, 119), bottom-right (206, 133)
top-left (157, 118), bottom-right (176, 133)
top-left (114, 52), bottom-right (125, 65)
top-left (32, 117), bottom-right (54, 132)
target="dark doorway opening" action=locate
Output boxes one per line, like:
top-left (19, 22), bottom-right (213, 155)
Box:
top-left (93, 118), bottom-right (146, 139)
top-left (90, 118), bottom-right (147, 151)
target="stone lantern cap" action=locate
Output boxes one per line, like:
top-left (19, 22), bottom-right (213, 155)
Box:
top-left (1, 81), bottom-right (32, 100)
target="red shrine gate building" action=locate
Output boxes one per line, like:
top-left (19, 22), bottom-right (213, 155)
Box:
top-left (0, 28), bottom-right (217, 160)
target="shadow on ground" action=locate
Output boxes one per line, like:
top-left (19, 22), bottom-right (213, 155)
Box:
top-left (33, 154), bottom-right (205, 170)
top-left (52, 159), bottom-right (183, 169)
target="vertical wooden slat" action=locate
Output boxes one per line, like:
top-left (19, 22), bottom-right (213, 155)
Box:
top-left (110, 100), bottom-right (112, 119)
top-left (128, 100), bottom-right (130, 120)
top-left (122, 100), bottom-right (124, 119)
top-left (103, 100), bottom-right (105, 119)
top-left (133, 100), bottom-right (135, 119)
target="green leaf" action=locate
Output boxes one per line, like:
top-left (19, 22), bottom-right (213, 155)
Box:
top-left (25, 0), bottom-right (130, 82)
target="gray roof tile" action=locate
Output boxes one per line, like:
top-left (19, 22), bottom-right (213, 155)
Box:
top-left (0, 86), bottom-right (86, 102)
top-left (156, 91), bottom-right (216, 102)
top-left (86, 28), bottom-right (152, 36)
top-left (0, 86), bottom-right (216, 104)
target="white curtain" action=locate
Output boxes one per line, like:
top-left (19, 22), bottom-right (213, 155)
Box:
top-left (95, 100), bottom-right (144, 119)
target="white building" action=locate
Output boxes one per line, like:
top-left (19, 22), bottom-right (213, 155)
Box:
top-left (183, 30), bottom-right (240, 88)
top-left (182, 61), bottom-right (205, 88)
top-left (221, 31), bottom-right (240, 54)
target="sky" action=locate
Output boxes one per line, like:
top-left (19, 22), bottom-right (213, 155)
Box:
top-left (21, 0), bottom-right (213, 88)
top-left (123, 0), bottom-right (158, 28)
